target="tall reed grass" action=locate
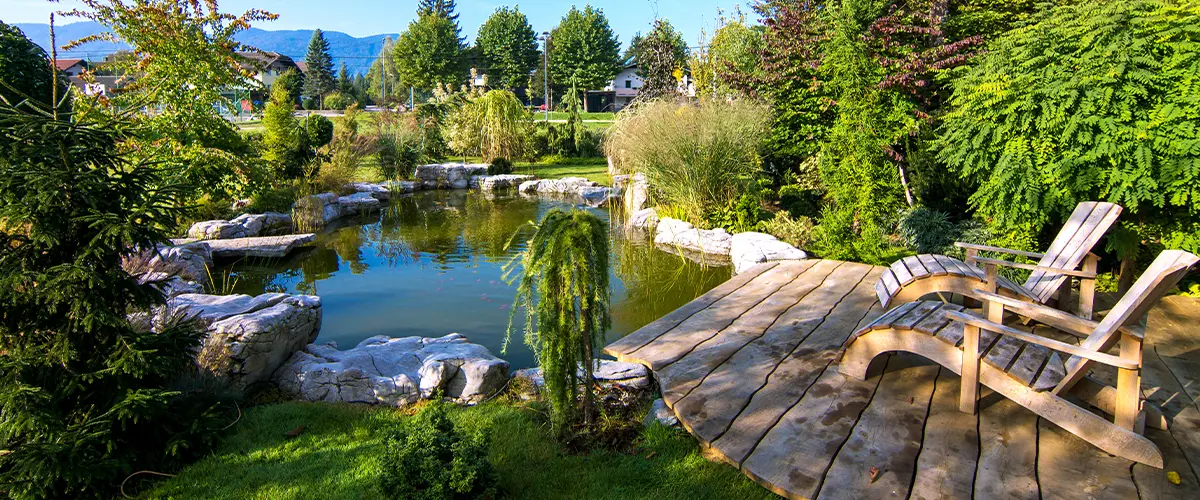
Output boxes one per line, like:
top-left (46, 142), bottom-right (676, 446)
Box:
top-left (605, 99), bottom-right (769, 224)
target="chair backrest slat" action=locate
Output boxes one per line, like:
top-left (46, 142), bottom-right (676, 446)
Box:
top-left (1027, 202), bottom-right (1123, 302)
top-left (1055, 250), bottom-right (1199, 395)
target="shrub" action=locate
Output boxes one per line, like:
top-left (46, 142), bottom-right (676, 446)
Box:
top-left (757, 213), bottom-right (816, 248)
top-left (0, 100), bottom-right (232, 498)
top-left (896, 206), bottom-right (957, 254)
top-left (302, 114), bottom-right (334, 149)
top-left (379, 402), bottom-right (498, 500)
top-left (936, 0), bottom-right (1200, 251)
top-left (487, 157), bottom-right (513, 175)
top-left (447, 89), bottom-right (533, 162)
top-left (605, 99), bottom-right (769, 226)
top-left (778, 184), bottom-right (822, 218)
top-left (262, 83), bottom-right (307, 178)
top-left (705, 194), bottom-right (771, 233)
top-left (323, 91), bottom-right (356, 110)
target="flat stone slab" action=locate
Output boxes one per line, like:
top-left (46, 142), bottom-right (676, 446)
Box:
top-left (654, 217), bottom-right (732, 257)
top-left (730, 232), bottom-right (808, 274)
top-left (205, 234), bottom-right (316, 259)
top-left (186, 212), bottom-right (292, 240)
top-left (470, 174), bottom-right (535, 191)
top-left (275, 333), bottom-right (510, 405)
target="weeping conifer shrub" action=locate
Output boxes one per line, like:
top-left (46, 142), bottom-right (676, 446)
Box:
top-left (0, 97), bottom-right (232, 498)
top-left (505, 209), bottom-right (611, 433)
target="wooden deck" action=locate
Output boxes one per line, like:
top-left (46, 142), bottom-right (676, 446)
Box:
top-left (604, 260), bottom-right (1200, 500)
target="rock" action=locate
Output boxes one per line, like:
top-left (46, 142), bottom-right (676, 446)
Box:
top-left (260, 212), bottom-right (293, 235)
top-left (384, 180), bottom-right (422, 194)
top-left (187, 220), bottom-right (243, 240)
top-left (165, 293), bottom-right (323, 389)
top-left (653, 217), bottom-right (733, 257)
top-left (205, 234), bottom-right (316, 259)
top-left (188, 211), bottom-right (294, 240)
top-left (139, 272), bottom-right (205, 298)
top-left (337, 192), bottom-right (382, 214)
top-left (621, 174), bottom-right (649, 213)
top-left (349, 182), bottom-right (392, 201)
top-left (231, 198), bottom-right (253, 210)
top-left (469, 174), bottom-right (536, 191)
top-left (644, 398), bottom-right (680, 427)
top-left (519, 177), bottom-right (620, 206)
top-left (509, 360), bottom-right (651, 393)
top-left (627, 208), bottom-right (659, 232)
top-left (414, 163), bottom-right (489, 190)
top-left (293, 192), bottom-right (348, 227)
top-left (730, 232), bottom-right (808, 274)
top-left (275, 333), bottom-right (510, 405)
top-left (145, 243), bottom-right (212, 284)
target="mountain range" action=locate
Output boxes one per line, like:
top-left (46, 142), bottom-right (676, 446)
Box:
top-left (14, 21), bottom-right (398, 76)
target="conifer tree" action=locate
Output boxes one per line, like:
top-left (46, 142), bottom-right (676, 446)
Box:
top-left (417, 0), bottom-right (464, 43)
top-left (506, 209), bottom-right (611, 432)
top-left (0, 96), bottom-right (230, 498)
top-left (337, 61), bottom-right (353, 95)
top-left (302, 29), bottom-right (335, 108)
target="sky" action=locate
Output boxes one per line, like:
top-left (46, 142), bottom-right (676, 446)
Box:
top-left (4, 0), bottom-right (758, 49)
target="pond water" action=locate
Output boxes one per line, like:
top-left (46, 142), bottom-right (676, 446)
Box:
top-left (217, 190), bottom-right (732, 369)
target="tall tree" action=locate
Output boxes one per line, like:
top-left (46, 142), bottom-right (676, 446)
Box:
top-left (549, 5), bottom-right (621, 107)
top-left (417, 0), bottom-right (464, 43)
top-left (337, 61), bottom-right (352, 94)
top-left (302, 29), bottom-right (335, 107)
top-left (475, 7), bottom-right (539, 91)
top-left (0, 21), bottom-right (64, 107)
top-left (633, 19), bottom-right (690, 100)
top-left (393, 12), bottom-right (466, 90)
top-left (690, 9), bottom-right (765, 100)
top-left (367, 36), bottom-right (403, 103)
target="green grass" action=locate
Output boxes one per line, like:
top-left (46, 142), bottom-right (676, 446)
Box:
top-left (139, 401), bottom-right (775, 500)
top-left (514, 156), bottom-right (610, 184)
top-left (542, 111), bottom-right (615, 121)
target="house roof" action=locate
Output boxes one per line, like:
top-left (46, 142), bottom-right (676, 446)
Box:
top-left (295, 61), bottom-right (309, 74)
top-left (236, 51), bottom-right (299, 72)
top-left (54, 58), bottom-right (85, 71)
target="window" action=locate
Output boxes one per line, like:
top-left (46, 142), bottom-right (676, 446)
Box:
top-left (625, 80), bottom-right (632, 89)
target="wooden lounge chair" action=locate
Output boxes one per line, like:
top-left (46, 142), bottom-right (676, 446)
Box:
top-left (842, 250), bottom-right (1199, 468)
top-left (876, 202), bottom-right (1122, 319)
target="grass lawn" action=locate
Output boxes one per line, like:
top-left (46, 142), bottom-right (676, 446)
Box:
top-left (514, 156), bottom-right (610, 184)
top-left (139, 401), bottom-right (775, 500)
top-left (542, 111), bottom-right (616, 121)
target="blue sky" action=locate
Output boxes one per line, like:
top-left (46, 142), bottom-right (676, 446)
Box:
top-left (6, 0), bottom-right (756, 49)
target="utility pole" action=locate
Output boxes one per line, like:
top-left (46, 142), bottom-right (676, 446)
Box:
top-left (541, 31), bottom-right (550, 122)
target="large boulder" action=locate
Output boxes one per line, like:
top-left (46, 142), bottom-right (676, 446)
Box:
top-left (162, 293), bottom-right (323, 389)
top-left (613, 173), bottom-right (649, 213)
top-left (653, 217), bottom-right (733, 257)
top-left (204, 234), bottom-right (316, 259)
top-left (510, 360), bottom-right (651, 394)
top-left (187, 212), bottom-right (293, 240)
top-left (627, 208), bottom-right (659, 232)
top-left (470, 174), bottom-right (535, 191)
top-left (519, 177), bottom-right (619, 206)
top-left (337, 192), bottom-right (382, 215)
top-left (414, 163), bottom-right (489, 190)
top-left (275, 333), bottom-right (510, 406)
top-left (730, 232), bottom-right (808, 274)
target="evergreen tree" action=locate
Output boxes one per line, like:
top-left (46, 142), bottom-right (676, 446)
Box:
top-left (368, 36), bottom-right (402, 104)
top-left (273, 68), bottom-right (303, 105)
top-left (506, 209), bottom-right (611, 432)
top-left (393, 12), bottom-right (466, 90)
top-left (417, 0), bottom-right (464, 43)
top-left (262, 83), bottom-right (306, 177)
top-left (475, 7), bottom-right (539, 91)
top-left (337, 61), bottom-right (353, 95)
top-left (302, 29), bottom-right (335, 108)
top-left (0, 98), bottom-right (231, 498)
top-left (0, 21), bottom-right (65, 107)
top-left (549, 6), bottom-right (622, 107)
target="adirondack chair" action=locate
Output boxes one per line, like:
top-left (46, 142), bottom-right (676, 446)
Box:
top-left (876, 202), bottom-right (1122, 319)
top-left (842, 250), bottom-right (1199, 468)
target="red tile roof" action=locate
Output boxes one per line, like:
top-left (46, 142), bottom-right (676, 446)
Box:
top-left (54, 58), bottom-right (85, 71)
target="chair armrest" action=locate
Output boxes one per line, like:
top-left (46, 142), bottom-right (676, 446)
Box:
top-left (973, 256), bottom-right (1098, 279)
top-left (973, 290), bottom-right (1098, 338)
top-left (944, 310), bottom-right (1138, 370)
top-left (954, 242), bottom-right (1046, 259)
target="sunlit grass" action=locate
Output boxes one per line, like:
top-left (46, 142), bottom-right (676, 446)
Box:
top-left (139, 401), bottom-right (776, 500)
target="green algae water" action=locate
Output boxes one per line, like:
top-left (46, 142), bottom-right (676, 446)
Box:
top-left (216, 190), bottom-right (731, 369)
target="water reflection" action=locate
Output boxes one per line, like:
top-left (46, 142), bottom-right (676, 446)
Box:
top-left (217, 190), bottom-right (731, 369)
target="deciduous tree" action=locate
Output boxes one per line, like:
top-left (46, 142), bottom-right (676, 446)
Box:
top-left (475, 7), bottom-right (539, 91)
top-left (633, 19), bottom-right (689, 101)
top-left (393, 12), bottom-right (466, 90)
top-left (549, 6), bottom-right (621, 107)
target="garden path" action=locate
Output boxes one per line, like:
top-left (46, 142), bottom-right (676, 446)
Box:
top-left (605, 260), bottom-right (1200, 500)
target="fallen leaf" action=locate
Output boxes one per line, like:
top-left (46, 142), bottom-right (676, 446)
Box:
top-left (869, 466), bottom-right (880, 483)
top-left (1167, 471), bottom-right (1181, 485)
top-left (285, 425), bottom-right (306, 438)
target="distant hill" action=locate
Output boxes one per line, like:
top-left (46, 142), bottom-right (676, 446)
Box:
top-left (13, 21), bottom-right (397, 76)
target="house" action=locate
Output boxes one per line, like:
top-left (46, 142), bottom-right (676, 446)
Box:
top-left (294, 61), bottom-right (309, 75)
top-left (53, 58), bottom-right (88, 77)
top-left (586, 61), bottom-right (642, 112)
top-left (237, 51), bottom-right (300, 88)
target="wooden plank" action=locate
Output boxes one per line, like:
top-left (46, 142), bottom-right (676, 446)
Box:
top-left (625, 263), bottom-right (799, 370)
top-left (1027, 202), bottom-right (1099, 292)
top-left (918, 254), bottom-right (947, 276)
top-left (604, 262), bottom-right (778, 356)
top-left (1031, 203), bottom-right (1120, 301)
top-left (936, 254), bottom-right (982, 281)
top-left (819, 356), bottom-right (939, 500)
top-left (655, 260), bottom-right (832, 405)
top-left (1033, 352), bottom-right (1067, 392)
top-left (696, 265), bottom-right (879, 460)
top-left (913, 303), bottom-right (962, 335)
top-left (875, 279), bottom-right (889, 306)
top-left (974, 396), bottom-right (1039, 500)
top-left (1036, 418), bottom-right (1139, 500)
top-left (1133, 428), bottom-right (1200, 500)
top-left (909, 369), bottom-right (980, 500)
top-left (867, 302), bottom-right (920, 332)
top-left (1007, 342), bottom-right (1051, 387)
top-left (982, 334), bottom-right (1025, 372)
top-left (893, 300), bottom-right (942, 330)
top-left (737, 361), bottom-right (885, 499)
top-left (890, 259), bottom-right (914, 285)
top-left (903, 256), bottom-right (930, 278)
top-left (934, 320), bottom-right (966, 346)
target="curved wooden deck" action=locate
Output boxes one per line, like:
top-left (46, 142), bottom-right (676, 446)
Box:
top-left (605, 259), bottom-right (1200, 500)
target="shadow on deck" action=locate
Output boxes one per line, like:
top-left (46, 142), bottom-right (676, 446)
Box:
top-left (604, 260), bottom-right (1200, 500)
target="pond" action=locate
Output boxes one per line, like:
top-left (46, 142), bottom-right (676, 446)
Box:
top-left (216, 189), bottom-right (732, 369)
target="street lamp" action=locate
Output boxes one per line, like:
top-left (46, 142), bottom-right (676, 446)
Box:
top-left (539, 31), bottom-right (550, 122)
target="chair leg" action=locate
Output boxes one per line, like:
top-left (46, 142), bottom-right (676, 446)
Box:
top-left (1078, 254), bottom-right (1099, 320)
top-left (1116, 332), bottom-right (1143, 430)
top-left (960, 324), bottom-right (981, 414)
